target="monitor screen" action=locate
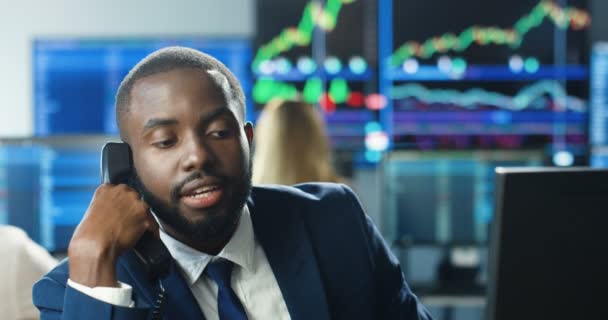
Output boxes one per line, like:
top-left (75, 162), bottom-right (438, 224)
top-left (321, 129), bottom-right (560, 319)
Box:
top-left (33, 38), bottom-right (252, 135)
top-left (590, 146), bottom-right (608, 167)
top-left (380, 0), bottom-right (590, 152)
top-left (487, 168), bottom-right (608, 320)
top-left (590, 42), bottom-right (608, 145)
top-left (381, 150), bottom-right (543, 245)
top-left (254, 0), bottom-right (378, 150)
top-left (0, 137), bottom-right (111, 252)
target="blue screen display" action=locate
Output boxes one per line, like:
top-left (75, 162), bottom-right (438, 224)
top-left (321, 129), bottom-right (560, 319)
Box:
top-left (33, 38), bottom-right (252, 135)
top-left (0, 138), bottom-right (105, 252)
top-left (382, 151), bottom-right (543, 244)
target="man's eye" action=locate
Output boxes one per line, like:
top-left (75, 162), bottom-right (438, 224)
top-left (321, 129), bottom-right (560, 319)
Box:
top-left (152, 138), bottom-right (176, 148)
top-left (209, 130), bottom-right (232, 139)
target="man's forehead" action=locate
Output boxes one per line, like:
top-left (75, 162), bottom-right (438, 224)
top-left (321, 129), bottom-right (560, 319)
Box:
top-left (205, 69), bottom-right (241, 117)
top-left (125, 68), bottom-right (240, 125)
top-left (132, 68), bottom-right (218, 91)
top-left (206, 69), bottom-right (231, 98)
top-left (131, 68), bottom-right (235, 104)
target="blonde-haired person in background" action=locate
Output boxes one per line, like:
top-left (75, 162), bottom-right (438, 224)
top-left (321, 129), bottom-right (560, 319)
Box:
top-left (252, 98), bottom-right (343, 185)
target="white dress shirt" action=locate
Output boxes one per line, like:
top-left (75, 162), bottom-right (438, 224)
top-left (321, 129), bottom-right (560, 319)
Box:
top-left (69, 206), bottom-right (291, 320)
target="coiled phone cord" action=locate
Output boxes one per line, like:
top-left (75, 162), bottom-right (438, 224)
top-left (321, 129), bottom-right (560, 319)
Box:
top-left (151, 280), bottom-right (166, 320)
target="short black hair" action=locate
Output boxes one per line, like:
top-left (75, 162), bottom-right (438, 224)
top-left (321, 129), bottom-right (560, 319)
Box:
top-left (115, 46), bottom-right (246, 137)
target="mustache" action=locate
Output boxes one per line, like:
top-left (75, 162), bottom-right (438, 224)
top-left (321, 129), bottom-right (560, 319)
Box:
top-left (170, 171), bottom-right (228, 201)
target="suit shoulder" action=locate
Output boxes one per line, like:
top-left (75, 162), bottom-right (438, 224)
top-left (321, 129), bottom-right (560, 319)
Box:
top-left (250, 183), bottom-right (365, 229)
top-left (251, 182), bottom-right (356, 204)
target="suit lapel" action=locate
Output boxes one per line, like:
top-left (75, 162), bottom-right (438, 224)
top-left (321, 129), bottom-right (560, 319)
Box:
top-left (248, 191), bottom-right (331, 320)
top-left (159, 262), bottom-right (206, 320)
top-left (119, 252), bottom-right (206, 320)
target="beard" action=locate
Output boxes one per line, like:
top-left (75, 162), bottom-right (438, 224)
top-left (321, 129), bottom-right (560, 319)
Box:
top-left (131, 163), bottom-right (252, 245)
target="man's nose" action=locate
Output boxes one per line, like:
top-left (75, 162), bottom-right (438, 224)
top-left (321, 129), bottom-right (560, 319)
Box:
top-left (180, 136), bottom-right (214, 172)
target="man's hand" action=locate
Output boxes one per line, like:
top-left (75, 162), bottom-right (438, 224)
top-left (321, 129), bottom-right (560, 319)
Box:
top-left (68, 183), bottom-right (158, 287)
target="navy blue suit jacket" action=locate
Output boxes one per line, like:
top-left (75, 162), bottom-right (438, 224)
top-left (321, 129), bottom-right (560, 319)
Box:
top-left (33, 183), bottom-right (432, 319)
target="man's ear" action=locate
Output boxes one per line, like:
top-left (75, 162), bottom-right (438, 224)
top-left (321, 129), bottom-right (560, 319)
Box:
top-left (244, 121), bottom-right (254, 146)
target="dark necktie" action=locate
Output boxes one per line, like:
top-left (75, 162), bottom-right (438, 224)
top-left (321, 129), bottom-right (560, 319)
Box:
top-left (205, 260), bottom-right (249, 320)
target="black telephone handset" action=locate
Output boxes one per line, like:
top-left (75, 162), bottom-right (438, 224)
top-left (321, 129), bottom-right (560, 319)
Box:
top-left (101, 142), bottom-right (171, 280)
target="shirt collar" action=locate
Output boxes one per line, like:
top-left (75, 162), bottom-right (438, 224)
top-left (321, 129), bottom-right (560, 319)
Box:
top-left (157, 205), bottom-right (255, 286)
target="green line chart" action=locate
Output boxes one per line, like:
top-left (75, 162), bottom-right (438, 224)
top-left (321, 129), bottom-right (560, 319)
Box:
top-left (253, 0), bottom-right (356, 69)
top-left (390, 0), bottom-right (591, 67)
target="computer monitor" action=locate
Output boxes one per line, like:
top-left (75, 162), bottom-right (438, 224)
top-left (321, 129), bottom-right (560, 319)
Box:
top-left (254, 0), bottom-right (377, 151)
top-left (380, 0), bottom-right (590, 153)
top-left (590, 42), bottom-right (608, 146)
top-left (0, 136), bottom-right (112, 252)
top-left (33, 38), bottom-right (252, 136)
top-left (382, 150), bottom-right (543, 245)
top-left (487, 167), bottom-right (608, 320)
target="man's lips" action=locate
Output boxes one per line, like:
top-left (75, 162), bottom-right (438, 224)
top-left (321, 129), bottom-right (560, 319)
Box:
top-left (181, 184), bottom-right (224, 209)
top-left (179, 176), bottom-right (223, 196)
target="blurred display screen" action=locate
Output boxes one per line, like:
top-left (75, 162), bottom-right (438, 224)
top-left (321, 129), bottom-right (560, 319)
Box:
top-left (380, 0), bottom-right (590, 152)
top-left (254, 0), bottom-right (378, 150)
top-left (34, 38), bottom-right (252, 135)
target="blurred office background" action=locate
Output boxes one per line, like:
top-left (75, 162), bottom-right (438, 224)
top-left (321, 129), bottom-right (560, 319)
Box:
top-left (1, 1), bottom-right (607, 319)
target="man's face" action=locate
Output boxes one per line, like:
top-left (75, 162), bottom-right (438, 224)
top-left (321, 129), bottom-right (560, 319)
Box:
top-left (123, 67), bottom-right (253, 244)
